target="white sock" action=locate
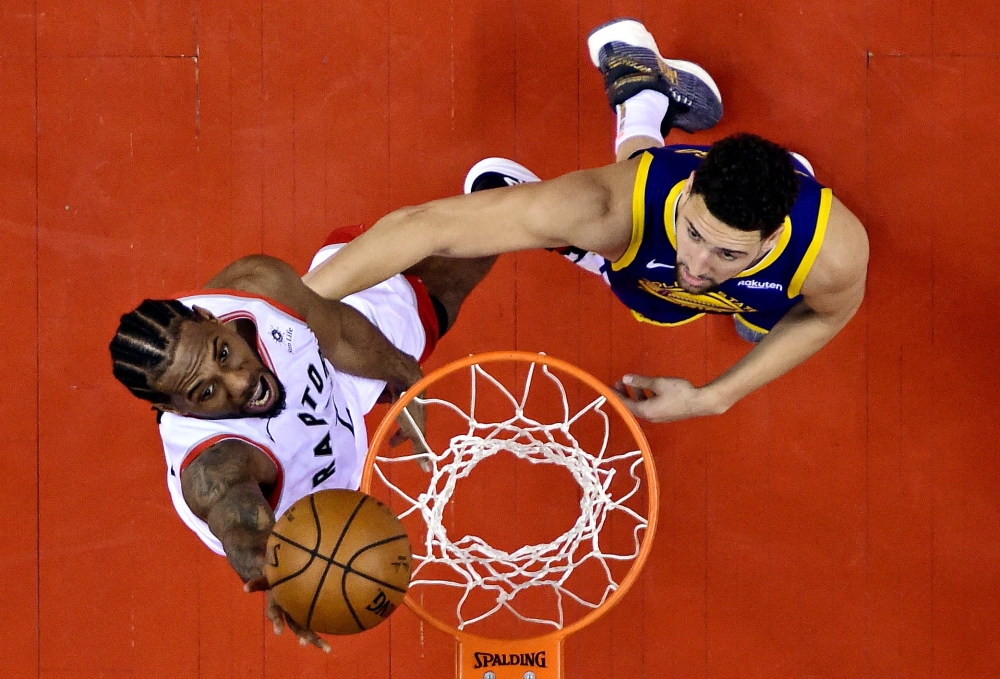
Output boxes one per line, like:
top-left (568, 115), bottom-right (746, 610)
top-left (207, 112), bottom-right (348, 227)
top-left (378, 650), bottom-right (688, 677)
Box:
top-left (614, 89), bottom-right (670, 154)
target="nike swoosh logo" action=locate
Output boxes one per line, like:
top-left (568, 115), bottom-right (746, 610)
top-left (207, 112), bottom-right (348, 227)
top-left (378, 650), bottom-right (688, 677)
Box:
top-left (646, 260), bottom-right (674, 269)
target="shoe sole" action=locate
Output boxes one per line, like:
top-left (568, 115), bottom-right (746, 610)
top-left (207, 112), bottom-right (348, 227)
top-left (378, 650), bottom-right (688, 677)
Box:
top-left (463, 157), bottom-right (541, 194)
top-left (790, 151), bottom-right (815, 177)
top-left (587, 18), bottom-right (722, 104)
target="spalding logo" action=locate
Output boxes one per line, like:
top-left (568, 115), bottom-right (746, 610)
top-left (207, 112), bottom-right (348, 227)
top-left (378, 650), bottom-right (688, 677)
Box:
top-left (472, 652), bottom-right (546, 669)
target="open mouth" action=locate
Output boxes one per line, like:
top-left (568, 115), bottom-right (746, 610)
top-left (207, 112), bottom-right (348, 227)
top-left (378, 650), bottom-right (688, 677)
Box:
top-left (244, 374), bottom-right (275, 414)
top-left (680, 266), bottom-right (704, 286)
top-left (678, 265), bottom-right (716, 292)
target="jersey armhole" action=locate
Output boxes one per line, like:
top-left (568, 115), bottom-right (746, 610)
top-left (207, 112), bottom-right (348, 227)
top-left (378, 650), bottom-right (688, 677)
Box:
top-left (178, 434), bottom-right (285, 510)
top-left (611, 152), bottom-right (654, 272)
top-left (173, 288), bottom-right (306, 323)
top-left (788, 188), bottom-right (833, 298)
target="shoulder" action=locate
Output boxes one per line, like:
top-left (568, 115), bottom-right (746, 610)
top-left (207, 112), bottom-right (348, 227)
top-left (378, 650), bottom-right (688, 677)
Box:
top-left (180, 438), bottom-right (278, 519)
top-left (548, 159), bottom-right (639, 205)
top-left (545, 158), bottom-right (643, 258)
top-left (206, 255), bottom-right (312, 314)
top-left (800, 194), bottom-right (869, 303)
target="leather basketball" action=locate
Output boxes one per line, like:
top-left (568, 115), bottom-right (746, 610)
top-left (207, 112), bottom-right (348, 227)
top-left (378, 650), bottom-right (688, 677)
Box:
top-left (265, 489), bottom-right (411, 635)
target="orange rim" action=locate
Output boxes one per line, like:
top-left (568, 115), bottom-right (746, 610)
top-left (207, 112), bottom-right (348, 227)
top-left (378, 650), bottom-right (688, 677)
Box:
top-left (362, 351), bottom-right (660, 644)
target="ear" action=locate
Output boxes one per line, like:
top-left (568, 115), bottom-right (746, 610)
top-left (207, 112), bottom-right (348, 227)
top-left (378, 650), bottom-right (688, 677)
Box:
top-left (191, 305), bottom-right (219, 323)
top-left (761, 223), bottom-right (785, 250)
top-left (681, 170), bottom-right (696, 198)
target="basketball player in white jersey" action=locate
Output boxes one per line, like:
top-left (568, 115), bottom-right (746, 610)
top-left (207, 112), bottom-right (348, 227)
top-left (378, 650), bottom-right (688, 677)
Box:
top-left (109, 226), bottom-right (494, 651)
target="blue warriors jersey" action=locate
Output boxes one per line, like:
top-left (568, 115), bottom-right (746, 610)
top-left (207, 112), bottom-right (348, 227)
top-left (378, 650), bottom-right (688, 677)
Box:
top-left (603, 145), bottom-right (833, 334)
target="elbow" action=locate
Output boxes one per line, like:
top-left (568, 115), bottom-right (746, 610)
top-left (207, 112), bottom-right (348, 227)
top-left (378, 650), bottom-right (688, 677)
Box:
top-left (380, 203), bottom-right (451, 257)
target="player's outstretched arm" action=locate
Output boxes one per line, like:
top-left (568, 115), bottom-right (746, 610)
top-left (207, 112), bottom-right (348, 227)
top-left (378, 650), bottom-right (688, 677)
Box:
top-left (211, 254), bottom-right (422, 393)
top-left (615, 196), bottom-right (870, 423)
top-left (180, 439), bottom-right (275, 584)
top-left (180, 439), bottom-right (332, 653)
top-left (302, 160), bottom-right (638, 300)
top-left (212, 254), bottom-right (428, 450)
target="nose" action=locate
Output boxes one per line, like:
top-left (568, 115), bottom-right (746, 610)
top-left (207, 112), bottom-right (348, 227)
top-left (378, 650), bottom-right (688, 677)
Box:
top-left (686, 246), bottom-right (712, 277)
top-left (223, 366), bottom-right (255, 402)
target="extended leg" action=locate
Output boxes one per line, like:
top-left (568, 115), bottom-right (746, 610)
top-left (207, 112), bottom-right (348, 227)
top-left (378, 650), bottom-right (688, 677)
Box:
top-left (587, 18), bottom-right (723, 161)
top-left (402, 255), bottom-right (497, 334)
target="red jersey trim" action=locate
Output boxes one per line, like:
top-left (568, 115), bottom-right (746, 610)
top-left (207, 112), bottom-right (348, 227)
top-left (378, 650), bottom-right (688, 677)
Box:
top-left (402, 275), bottom-right (440, 364)
top-left (212, 308), bottom-right (276, 374)
top-left (174, 288), bottom-right (306, 323)
top-left (178, 434), bottom-right (285, 510)
top-left (321, 224), bottom-right (369, 247)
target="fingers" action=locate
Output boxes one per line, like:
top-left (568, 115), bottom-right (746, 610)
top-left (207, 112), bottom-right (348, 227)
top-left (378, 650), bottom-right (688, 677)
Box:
top-left (389, 428), bottom-right (432, 471)
top-left (389, 428), bottom-right (407, 447)
top-left (612, 375), bottom-right (661, 422)
top-left (619, 395), bottom-right (658, 421)
top-left (622, 373), bottom-right (657, 392)
top-left (391, 400), bottom-right (430, 457)
top-left (613, 379), bottom-right (652, 402)
top-left (265, 597), bottom-right (285, 636)
top-left (284, 614), bottom-right (332, 653)
top-left (244, 575), bottom-right (271, 593)
top-left (262, 593), bottom-right (331, 653)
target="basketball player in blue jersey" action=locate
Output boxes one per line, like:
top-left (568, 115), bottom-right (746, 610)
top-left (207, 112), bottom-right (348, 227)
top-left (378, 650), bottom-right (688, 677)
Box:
top-left (303, 18), bottom-right (869, 424)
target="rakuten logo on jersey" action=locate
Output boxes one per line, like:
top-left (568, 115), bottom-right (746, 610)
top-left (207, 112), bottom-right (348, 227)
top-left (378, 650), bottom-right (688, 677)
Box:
top-left (735, 280), bottom-right (783, 292)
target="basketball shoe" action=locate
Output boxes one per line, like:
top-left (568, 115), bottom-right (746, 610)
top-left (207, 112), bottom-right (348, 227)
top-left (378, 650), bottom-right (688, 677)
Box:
top-left (463, 157), bottom-right (541, 193)
top-left (587, 18), bottom-right (723, 134)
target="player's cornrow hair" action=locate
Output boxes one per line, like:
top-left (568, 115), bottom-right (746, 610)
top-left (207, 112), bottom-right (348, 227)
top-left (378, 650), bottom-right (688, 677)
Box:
top-left (109, 299), bottom-right (196, 403)
top-left (691, 133), bottom-right (800, 238)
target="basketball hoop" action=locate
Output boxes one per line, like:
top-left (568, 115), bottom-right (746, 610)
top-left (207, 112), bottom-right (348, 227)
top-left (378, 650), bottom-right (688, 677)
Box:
top-left (361, 352), bottom-right (659, 678)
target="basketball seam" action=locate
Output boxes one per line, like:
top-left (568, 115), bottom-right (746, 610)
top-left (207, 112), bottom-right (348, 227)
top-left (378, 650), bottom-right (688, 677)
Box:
top-left (303, 494), bottom-right (330, 629)
top-left (267, 499), bottom-right (324, 589)
top-left (307, 494), bottom-right (369, 631)
top-left (342, 534), bottom-right (411, 594)
top-left (266, 534), bottom-right (319, 588)
top-left (271, 530), bottom-right (408, 582)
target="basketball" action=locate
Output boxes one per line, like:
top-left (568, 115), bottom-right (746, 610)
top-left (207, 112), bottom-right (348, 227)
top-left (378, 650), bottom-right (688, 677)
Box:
top-left (264, 489), bottom-right (412, 635)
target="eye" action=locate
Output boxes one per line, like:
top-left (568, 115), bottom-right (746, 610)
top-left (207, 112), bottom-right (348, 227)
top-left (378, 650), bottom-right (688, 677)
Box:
top-left (201, 384), bottom-right (214, 401)
top-left (719, 251), bottom-right (737, 261)
top-left (688, 225), bottom-right (702, 241)
top-left (219, 344), bottom-right (229, 364)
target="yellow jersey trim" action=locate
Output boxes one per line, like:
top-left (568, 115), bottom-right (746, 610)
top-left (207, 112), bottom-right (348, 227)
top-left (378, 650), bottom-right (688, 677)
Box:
top-left (665, 183), bottom-right (791, 277)
top-left (736, 216), bottom-right (792, 278)
top-left (632, 309), bottom-right (705, 327)
top-left (611, 152), bottom-right (655, 272)
top-left (663, 180), bottom-right (687, 249)
top-left (734, 313), bottom-right (769, 334)
top-left (787, 188), bottom-right (833, 298)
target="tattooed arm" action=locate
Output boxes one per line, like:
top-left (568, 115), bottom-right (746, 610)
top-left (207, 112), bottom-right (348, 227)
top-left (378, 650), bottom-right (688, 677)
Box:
top-left (179, 439), bottom-right (331, 652)
top-left (180, 439), bottom-right (277, 583)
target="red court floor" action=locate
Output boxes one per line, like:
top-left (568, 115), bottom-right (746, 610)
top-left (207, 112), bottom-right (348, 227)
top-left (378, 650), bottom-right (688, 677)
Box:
top-left (2, 0), bottom-right (999, 677)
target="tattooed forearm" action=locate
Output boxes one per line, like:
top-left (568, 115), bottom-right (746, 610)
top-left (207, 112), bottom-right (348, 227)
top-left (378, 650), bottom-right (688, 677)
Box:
top-left (222, 524), bottom-right (271, 583)
top-left (207, 483), bottom-right (276, 583)
top-left (208, 483), bottom-right (275, 534)
top-left (181, 442), bottom-right (262, 518)
top-left (179, 440), bottom-right (280, 584)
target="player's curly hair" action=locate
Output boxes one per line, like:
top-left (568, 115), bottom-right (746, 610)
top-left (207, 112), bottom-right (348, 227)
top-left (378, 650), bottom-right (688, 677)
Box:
top-left (691, 133), bottom-right (799, 238)
top-left (109, 299), bottom-right (196, 403)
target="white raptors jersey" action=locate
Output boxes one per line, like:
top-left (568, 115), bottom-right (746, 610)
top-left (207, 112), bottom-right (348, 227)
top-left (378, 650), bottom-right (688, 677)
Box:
top-left (159, 290), bottom-right (397, 555)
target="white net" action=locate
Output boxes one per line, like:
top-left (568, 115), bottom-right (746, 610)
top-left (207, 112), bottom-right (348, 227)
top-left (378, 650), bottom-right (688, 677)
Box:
top-left (370, 359), bottom-right (651, 632)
